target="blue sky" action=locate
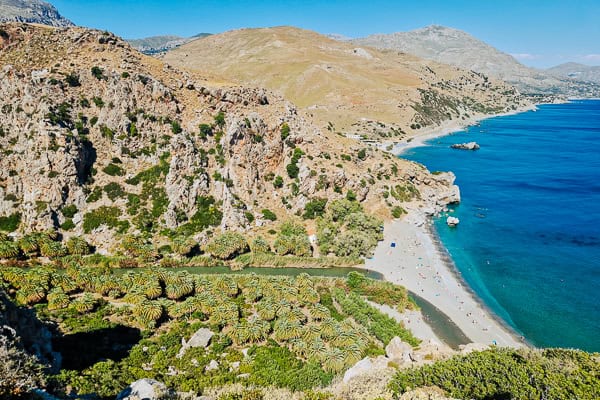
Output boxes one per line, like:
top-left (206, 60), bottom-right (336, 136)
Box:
top-left (51, 0), bottom-right (599, 68)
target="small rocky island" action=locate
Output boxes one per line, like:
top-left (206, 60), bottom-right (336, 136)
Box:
top-left (451, 142), bottom-right (480, 150)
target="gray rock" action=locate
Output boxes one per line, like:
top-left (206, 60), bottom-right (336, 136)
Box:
top-left (446, 216), bottom-right (460, 227)
top-left (177, 328), bottom-right (214, 358)
top-left (205, 359), bottom-right (219, 371)
top-left (385, 337), bottom-right (414, 364)
top-left (451, 142), bottom-right (480, 150)
top-left (342, 356), bottom-right (390, 383)
top-left (116, 378), bottom-right (169, 400)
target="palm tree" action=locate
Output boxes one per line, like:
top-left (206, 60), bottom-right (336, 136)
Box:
top-left (71, 293), bottom-right (96, 313)
top-left (16, 285), bottom-right (46, 305)
top-left (142, 281), bottom-right (163, 300)
top-left (0, 241), bottom-right (20, 259)
top-left (213, 276), bottom-right (239, 297)
top-left (319, 318), bottom-right (338, 340)
top-left (18, 234), bottom-right (41, 256)
top-left (256, 300), bottom-right (276, 321)
top-left (308, 303), bottom-right (330, 321)
top-left (39, 240), bottom-right (67, 258)
top-left (247, 317), bottom-right (270, 342)
top-left (47, 289), bottom-right (70, 310)
top-left (229, 321), bottom-right (251, 345)
top-left (323, 348), bottom-right (346, 373)
top-left (133, 300), bottom-right (163, 326)
top-left (66, 237), bottom-right (91, 255)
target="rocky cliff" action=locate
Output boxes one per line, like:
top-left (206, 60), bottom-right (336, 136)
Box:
top-left (0, 0), bottom-right (73, 27)
top-left (0, 23), bottom-right (457, 252)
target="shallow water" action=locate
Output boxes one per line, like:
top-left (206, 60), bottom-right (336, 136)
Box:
top-left (403, 100), bottom-right (600, 351)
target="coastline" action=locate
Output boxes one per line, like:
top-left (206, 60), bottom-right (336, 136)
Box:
top-left (365, 213), bottom-right (526, 348)
top-left (362, 105), bottom-right (543, 348)
top-left (390, 105), bottom-right (537, 156)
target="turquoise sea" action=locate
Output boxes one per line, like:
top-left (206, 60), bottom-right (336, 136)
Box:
top-left (403, 100), bottom-right (600, 352)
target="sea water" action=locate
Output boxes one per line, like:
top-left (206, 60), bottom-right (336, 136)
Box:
top-left (403, 100), bottom-right (600, 351)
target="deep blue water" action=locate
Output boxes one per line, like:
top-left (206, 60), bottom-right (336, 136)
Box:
top-left (403, 100), bottom-right (600, 352)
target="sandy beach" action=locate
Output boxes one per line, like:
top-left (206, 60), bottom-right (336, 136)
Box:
top-left (389, 105), bottom-right (537, 156)
top-left (365, 212), bottom-right (525, 348)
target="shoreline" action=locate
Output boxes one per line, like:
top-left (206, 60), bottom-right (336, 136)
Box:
top-left (390, 105), bottom-right (537, 156)
top-left (365, 212), bottom-right (527, 348)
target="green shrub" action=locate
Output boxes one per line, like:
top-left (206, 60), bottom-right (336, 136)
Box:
top-left (86, 187), bottom-right (103, 203)
top-left (0, 213), bottom-right (21, 232)
top-left (102, 163), bottom-right (124, 176)
top-left (273, 176), bottom-right (284, 188)
top-left (65, 72), bottom-right (81, 87)
top-left (91, 66), bottom-right (104, 80)
top-left (390, 348), bottom-right (600, 400)
top-left (303, 198), bottom-right (328, 219)
top-left (286, 163), bottom-right (299, 179)
top-left (244, 344), bottom-right (333, 391)
top-left (171, 121), bottom-right (183, 134)
top-left (199, 123), bottom-right (212, 138)
top-left (280, 123), bottom-right (290, 140)
top-left (61, 204), bottom-right (78, 219)
top-left (83, 206), bottom-right (128, 234)
top-left (261, 209), bottom-right (277, 221)
top-left (391, 206), bottom-right (406, 218)
top-left (176, 196), bottom-right (223, 236)
top-left (214, 111), bottom-right (226, 128)
top-left (357, 148), bottom-right (367, 160)
top-left (103, 182), bottom-right (125, 201)
top-left (60, 219), bottom-right (75, 231)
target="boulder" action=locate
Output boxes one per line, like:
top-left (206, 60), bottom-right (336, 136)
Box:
top-left (343, 356), bottom-right (390, 383)
top-left (451, 142), bottom-right (480, 150)
top-left (205, 359), bottom-right (219, 371)
top-left (446, 216), bottom-right (460, 227)
top-left (116, 379), bottom-right (169, 400)
top-left (176, 328), bottom-right (214, 358)
top-left (385, 337), bottom-right (414, 364)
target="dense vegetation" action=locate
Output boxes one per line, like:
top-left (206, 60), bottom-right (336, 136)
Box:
top-left (0, 266), bottom-right (416, 398)
top-left (390, 347), bottom-right (600, 400)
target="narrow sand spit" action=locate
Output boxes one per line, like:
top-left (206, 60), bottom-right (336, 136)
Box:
top-left (365, 213), bottom-right (525, 348)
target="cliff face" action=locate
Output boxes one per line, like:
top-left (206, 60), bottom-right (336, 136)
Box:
top-left (0, 0), bottom-right (73, 27)
top-left (0, 23), bottom-right (457, 251)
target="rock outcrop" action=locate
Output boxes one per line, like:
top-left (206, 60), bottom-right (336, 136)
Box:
top-left (116, 379), bottom-right (171, 400)
top-left (451, 142), bottom-right (480, 150)
top-left (446, 217), bottom-right (460, 227)
top-left (0, 23), bottom-right (459, 250)
top-left (176, 328), bottom-right (214, 358)
top-left (0, 0), bottom-right (73, 27)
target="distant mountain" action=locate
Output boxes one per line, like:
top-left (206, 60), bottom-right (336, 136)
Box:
top-left (0, 0), bottom-right (73, 27)
top-left (164, 26), bottom-right (531, 140)
top-left (352, 25), bottom-right (600, 98)
top-left (127, 33), bottom-right (211, 55)
top-left (547, 62), bottom-right (600, 84)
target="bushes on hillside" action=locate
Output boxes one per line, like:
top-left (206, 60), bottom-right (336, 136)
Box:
top-left (316, 200), bottom-right (382, 258)
top-left (390, 348), bottom-right (600, 400)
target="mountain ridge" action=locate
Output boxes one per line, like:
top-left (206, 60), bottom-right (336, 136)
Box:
top-left (351, 25), bottom-right (600, 98)
top-left (0, 0), bottom-right (73, 27)
top-left (164, 26), bottom-right (532, 142)
top-left (127, 33), bottom-right (211, 55)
